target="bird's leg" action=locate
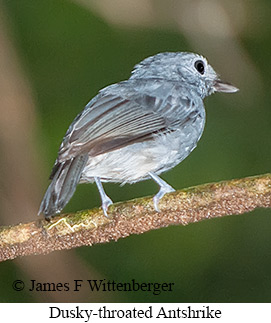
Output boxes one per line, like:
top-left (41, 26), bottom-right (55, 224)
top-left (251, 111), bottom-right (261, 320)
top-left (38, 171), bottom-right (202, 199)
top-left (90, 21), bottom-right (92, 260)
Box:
top-left (148, 172), bottom-right (175, 212)
top-left (94, 177), bottom-right (113, 217)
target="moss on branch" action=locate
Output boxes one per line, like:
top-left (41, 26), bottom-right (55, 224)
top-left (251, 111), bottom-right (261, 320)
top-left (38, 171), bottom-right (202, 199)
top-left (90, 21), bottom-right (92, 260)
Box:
top-left (0, 173), bottom-right (271, 262)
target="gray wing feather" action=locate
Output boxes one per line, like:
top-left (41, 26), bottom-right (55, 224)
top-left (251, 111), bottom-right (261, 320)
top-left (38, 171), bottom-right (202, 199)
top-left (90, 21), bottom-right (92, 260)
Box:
top-left (58, 80), bottom-right (199, 161)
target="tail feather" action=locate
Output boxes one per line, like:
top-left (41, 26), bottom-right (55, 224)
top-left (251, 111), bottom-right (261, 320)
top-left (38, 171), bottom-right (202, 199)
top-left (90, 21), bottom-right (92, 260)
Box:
top-left (39, 154), bottom-right (88, 218)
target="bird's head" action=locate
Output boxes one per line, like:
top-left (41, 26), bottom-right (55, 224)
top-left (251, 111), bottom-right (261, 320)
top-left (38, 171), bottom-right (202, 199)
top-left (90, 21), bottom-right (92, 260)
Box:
top-left (130, 52), bottom-right (239, 98)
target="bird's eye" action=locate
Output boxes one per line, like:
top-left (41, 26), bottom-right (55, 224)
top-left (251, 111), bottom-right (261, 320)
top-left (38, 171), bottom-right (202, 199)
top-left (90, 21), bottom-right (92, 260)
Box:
top-left (194, 60), bottom-right (205, 75)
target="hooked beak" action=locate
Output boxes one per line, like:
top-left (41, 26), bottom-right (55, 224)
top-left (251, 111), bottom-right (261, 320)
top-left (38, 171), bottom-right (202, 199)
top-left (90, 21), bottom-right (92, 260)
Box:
top-left (213, 79), bottom-right (239, 93)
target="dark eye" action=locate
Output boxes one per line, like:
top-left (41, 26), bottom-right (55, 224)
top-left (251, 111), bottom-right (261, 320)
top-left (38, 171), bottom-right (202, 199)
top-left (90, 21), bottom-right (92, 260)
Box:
top-left (194, 60), bottom-right (205, 75)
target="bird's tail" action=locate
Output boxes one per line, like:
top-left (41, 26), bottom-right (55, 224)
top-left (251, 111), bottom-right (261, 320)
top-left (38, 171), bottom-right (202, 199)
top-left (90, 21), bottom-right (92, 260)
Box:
top-left (38, 154), bottom-right (88, 218)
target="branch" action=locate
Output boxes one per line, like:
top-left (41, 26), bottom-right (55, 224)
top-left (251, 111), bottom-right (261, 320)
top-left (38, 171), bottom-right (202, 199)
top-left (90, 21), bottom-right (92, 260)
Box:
top-left (1, 174), bottom-right (271, 262)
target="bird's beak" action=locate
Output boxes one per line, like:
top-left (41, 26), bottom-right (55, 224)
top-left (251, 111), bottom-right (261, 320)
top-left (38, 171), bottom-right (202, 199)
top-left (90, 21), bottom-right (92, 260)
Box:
top-left (213, 79), bottom-right (239, 93)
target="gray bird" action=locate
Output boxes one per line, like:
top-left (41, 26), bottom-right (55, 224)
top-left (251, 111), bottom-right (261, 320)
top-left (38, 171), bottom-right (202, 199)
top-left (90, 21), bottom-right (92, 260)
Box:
top-left (39, 52), bottom-right (238, 218)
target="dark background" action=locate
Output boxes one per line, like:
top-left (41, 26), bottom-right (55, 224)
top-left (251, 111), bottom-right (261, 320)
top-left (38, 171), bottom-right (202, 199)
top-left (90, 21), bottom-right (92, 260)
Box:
top-left (0, 0), bottom-right (271, 302)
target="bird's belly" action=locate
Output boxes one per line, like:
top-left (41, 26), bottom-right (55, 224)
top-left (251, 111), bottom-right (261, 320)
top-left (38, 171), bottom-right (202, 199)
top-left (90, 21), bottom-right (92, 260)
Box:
top-left (80, 121), bottom-right (203, 184)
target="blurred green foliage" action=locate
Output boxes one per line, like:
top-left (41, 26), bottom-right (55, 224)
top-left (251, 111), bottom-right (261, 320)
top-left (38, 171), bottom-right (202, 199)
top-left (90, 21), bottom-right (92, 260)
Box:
top-left (1, 0), bottom-right (271, 302)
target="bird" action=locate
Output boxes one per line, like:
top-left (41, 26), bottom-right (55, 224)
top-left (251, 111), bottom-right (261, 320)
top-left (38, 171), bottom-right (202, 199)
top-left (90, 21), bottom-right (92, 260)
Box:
top-left (39, 52), bottom-right (239, 218)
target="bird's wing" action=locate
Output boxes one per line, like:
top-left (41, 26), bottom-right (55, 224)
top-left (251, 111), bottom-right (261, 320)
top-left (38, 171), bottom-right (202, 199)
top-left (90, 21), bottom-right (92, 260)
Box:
top-left (57, 81), bottom-right (199, 162)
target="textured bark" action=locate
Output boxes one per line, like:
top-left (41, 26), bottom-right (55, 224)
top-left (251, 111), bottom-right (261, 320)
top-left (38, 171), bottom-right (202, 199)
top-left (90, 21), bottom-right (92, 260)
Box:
top-left (0, 174), bottom-right (271, 262)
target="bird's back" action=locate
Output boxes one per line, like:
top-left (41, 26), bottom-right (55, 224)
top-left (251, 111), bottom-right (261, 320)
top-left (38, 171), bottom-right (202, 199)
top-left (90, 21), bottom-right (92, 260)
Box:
top-left (76, 79), bottom-right (206, 183)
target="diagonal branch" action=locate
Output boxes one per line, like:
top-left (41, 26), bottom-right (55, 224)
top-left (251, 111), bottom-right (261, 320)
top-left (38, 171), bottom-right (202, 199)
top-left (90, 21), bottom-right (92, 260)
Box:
top-left (0, 173), bottom-right (271, 262)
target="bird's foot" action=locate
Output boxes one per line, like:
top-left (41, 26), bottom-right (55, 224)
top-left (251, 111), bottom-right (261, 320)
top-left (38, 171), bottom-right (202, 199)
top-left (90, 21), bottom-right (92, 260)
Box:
top-left (101, 196), bottom-right (113, 218)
